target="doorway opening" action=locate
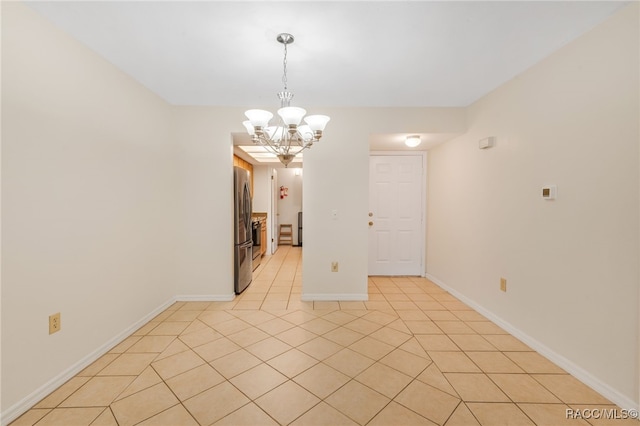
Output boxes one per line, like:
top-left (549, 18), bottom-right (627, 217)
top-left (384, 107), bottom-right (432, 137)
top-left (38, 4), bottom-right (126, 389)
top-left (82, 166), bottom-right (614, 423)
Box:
top-left (232, 132), bottom-right (304, 257)
top-left (368, 132), bottom-right (433, 277)
top-left (275, 167), bottom-right (303, 248)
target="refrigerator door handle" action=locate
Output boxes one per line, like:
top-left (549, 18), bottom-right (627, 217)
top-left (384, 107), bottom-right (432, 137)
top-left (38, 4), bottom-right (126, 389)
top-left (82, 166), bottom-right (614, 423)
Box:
top-left (244, 182), bottom-right (252, 236)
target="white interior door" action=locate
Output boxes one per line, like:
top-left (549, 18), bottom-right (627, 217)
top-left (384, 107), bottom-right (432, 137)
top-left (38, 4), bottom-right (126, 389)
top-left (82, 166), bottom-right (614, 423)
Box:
top-left (369, 155), bottom-right (424, 275)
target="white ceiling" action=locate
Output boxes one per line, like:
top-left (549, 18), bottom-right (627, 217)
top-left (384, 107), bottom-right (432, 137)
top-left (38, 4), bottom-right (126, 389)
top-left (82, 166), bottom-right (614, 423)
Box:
top-left (26, 1), bottom-right (627, 156)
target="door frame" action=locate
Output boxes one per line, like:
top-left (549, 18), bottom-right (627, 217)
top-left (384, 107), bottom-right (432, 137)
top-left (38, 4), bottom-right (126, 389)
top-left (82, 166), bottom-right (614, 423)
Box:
top-left (270, 167), bottom-right (278, 254)
top-left (369, 151), bottom-right (428, 277)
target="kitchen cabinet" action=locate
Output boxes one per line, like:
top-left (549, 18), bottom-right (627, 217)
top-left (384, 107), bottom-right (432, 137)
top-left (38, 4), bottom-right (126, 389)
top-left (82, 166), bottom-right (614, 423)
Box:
top-left (252, 212), bottom-right (268, 257)
top-left (233, 155), bottom-right (254, 196)
top-left (260, 220), bottom-right (267, 256)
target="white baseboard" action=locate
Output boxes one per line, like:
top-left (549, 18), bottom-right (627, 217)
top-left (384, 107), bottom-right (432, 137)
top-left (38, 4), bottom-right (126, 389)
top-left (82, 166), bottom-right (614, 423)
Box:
top-left (425, 273), bottom-right (639, 413)
top-left (176, 294), bottom-right (235, 302)
top-left (301, 293), bottom-right (369, 302)
top-left (1, 297), bottom-right (177, 426)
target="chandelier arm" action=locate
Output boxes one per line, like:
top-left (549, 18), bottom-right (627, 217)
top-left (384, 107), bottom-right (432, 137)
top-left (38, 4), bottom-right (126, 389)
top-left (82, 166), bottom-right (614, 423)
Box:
top-left (263, 128), bottom-right (294, 156)
top-left (281, 133), bottom-right (292, 154)
top-left (255, 135), bottom-right (279, 154)
top-left (291, 136), bottom-right (305, 148)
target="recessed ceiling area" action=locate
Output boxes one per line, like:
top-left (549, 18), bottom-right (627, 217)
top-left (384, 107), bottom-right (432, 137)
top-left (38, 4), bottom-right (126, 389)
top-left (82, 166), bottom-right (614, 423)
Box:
top-left (369, 133), bottom-right (463, 152)
top-left (235, 145), bottom-right (304, 165)
top-left (233, 132), bottom-right (460, 165)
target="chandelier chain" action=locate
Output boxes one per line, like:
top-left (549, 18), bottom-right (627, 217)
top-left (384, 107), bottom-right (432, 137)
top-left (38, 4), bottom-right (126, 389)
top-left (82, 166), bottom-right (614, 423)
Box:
top-left (282, 42), bottom-right (288, 91)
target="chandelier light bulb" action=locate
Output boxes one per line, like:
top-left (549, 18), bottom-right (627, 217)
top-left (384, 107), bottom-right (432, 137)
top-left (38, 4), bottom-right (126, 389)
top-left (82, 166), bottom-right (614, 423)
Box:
top-left (297, 125), bottom-right (313, 142)
top-left (242, 121), bottom-right (255, 136)
top-left (277, 107), bottom-right (307, 126)
top-left (244, 109), bottom-right (273, 129)
top-left (304, 115), bottom-right (331, 132)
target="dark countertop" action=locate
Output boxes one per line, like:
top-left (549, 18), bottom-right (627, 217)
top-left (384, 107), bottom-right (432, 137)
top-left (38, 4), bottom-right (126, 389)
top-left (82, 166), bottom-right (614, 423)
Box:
top-left (251, 212), bottom-right (267, 225)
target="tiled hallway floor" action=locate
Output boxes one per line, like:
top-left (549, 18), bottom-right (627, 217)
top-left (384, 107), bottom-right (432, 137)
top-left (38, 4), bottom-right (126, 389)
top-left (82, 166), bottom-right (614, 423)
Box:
top-left (12, 246), bottom-right (633, 425)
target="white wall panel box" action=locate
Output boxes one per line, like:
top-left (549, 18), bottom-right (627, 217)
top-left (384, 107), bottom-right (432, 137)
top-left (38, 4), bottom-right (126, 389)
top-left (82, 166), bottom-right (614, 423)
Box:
top-left (479, 136), bottom-right (496, 149)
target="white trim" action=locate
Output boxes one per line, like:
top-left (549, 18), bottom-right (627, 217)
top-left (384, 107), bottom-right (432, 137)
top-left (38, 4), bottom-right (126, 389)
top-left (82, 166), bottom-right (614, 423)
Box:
top-left (0, 297), bottom-right (177, 426)
top-left (301, 293), bottom-right (368, 301)
top-left (369, 150), bottom-right (427, 157)
top-left (422, 151), bottom-right (428, 277)
top-left (176, 294), bottom-right (235, 302)
top-left (425, 273), bottom-right (640, 413)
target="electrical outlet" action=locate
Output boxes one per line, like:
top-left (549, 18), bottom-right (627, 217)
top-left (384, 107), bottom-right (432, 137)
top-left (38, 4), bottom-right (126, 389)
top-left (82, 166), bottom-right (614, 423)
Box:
top-left (331, 262), bottom-right (339, 272)
top-left (500, 278), bottom-right (507, 292)
top-left (49, 312), bottom-right (61, 334)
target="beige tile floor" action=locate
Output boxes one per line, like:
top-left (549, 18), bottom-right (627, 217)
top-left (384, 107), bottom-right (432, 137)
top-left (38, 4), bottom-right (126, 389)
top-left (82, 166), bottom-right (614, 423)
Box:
top-left (12, 246), bottom-right (634, 426)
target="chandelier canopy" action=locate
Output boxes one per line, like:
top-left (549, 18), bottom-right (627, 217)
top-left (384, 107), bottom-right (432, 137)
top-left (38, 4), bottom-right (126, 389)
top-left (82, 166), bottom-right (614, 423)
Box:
top-left (243, 33), bottom-right (330, 167)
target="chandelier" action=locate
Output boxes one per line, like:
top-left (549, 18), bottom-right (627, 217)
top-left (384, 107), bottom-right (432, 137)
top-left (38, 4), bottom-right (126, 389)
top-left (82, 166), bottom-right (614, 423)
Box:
top-left (242, 33), bottom-right (330, 167)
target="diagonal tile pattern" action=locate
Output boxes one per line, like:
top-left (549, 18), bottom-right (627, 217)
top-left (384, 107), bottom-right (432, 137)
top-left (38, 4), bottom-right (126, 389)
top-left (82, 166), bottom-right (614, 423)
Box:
top-left (11, 246), bottom-right (630, 425)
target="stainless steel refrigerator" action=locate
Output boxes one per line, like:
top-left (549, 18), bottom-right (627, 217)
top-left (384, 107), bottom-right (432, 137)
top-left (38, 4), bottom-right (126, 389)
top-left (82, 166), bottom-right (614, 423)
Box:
top-left (234, 167), bottom-right (252, 294)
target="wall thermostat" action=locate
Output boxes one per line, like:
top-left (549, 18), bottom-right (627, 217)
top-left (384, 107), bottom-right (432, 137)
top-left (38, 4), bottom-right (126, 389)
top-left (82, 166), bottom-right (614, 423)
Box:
top-left (479, 136), bottom-right (495, 149)
top-left (542, 185), bottom-right (557, 200)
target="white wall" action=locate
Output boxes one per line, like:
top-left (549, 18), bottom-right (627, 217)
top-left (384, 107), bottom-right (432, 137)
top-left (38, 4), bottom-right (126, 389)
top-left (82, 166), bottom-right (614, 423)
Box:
top-left (1, 2), bottom-right (178, 415)
top-left (172, 107), bottom-right (242, 299)
top-left (427, 3), bottom-right (639, 409)
top-left (252, 165), bottom-right (271, 215)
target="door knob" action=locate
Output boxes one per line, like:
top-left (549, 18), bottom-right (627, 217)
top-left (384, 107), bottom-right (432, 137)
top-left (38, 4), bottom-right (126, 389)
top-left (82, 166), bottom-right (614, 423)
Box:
top-left (368, 212), bottom-right (373, 217)
top-left (368, 221), bottom-right (374, 226)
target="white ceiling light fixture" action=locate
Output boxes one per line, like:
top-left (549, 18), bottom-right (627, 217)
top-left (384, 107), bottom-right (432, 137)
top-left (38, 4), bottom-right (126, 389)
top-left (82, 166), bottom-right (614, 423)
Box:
top-left (243, 33), bottom-right (330, 167)
top-left (405, 135), bottom-right (421, 147)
